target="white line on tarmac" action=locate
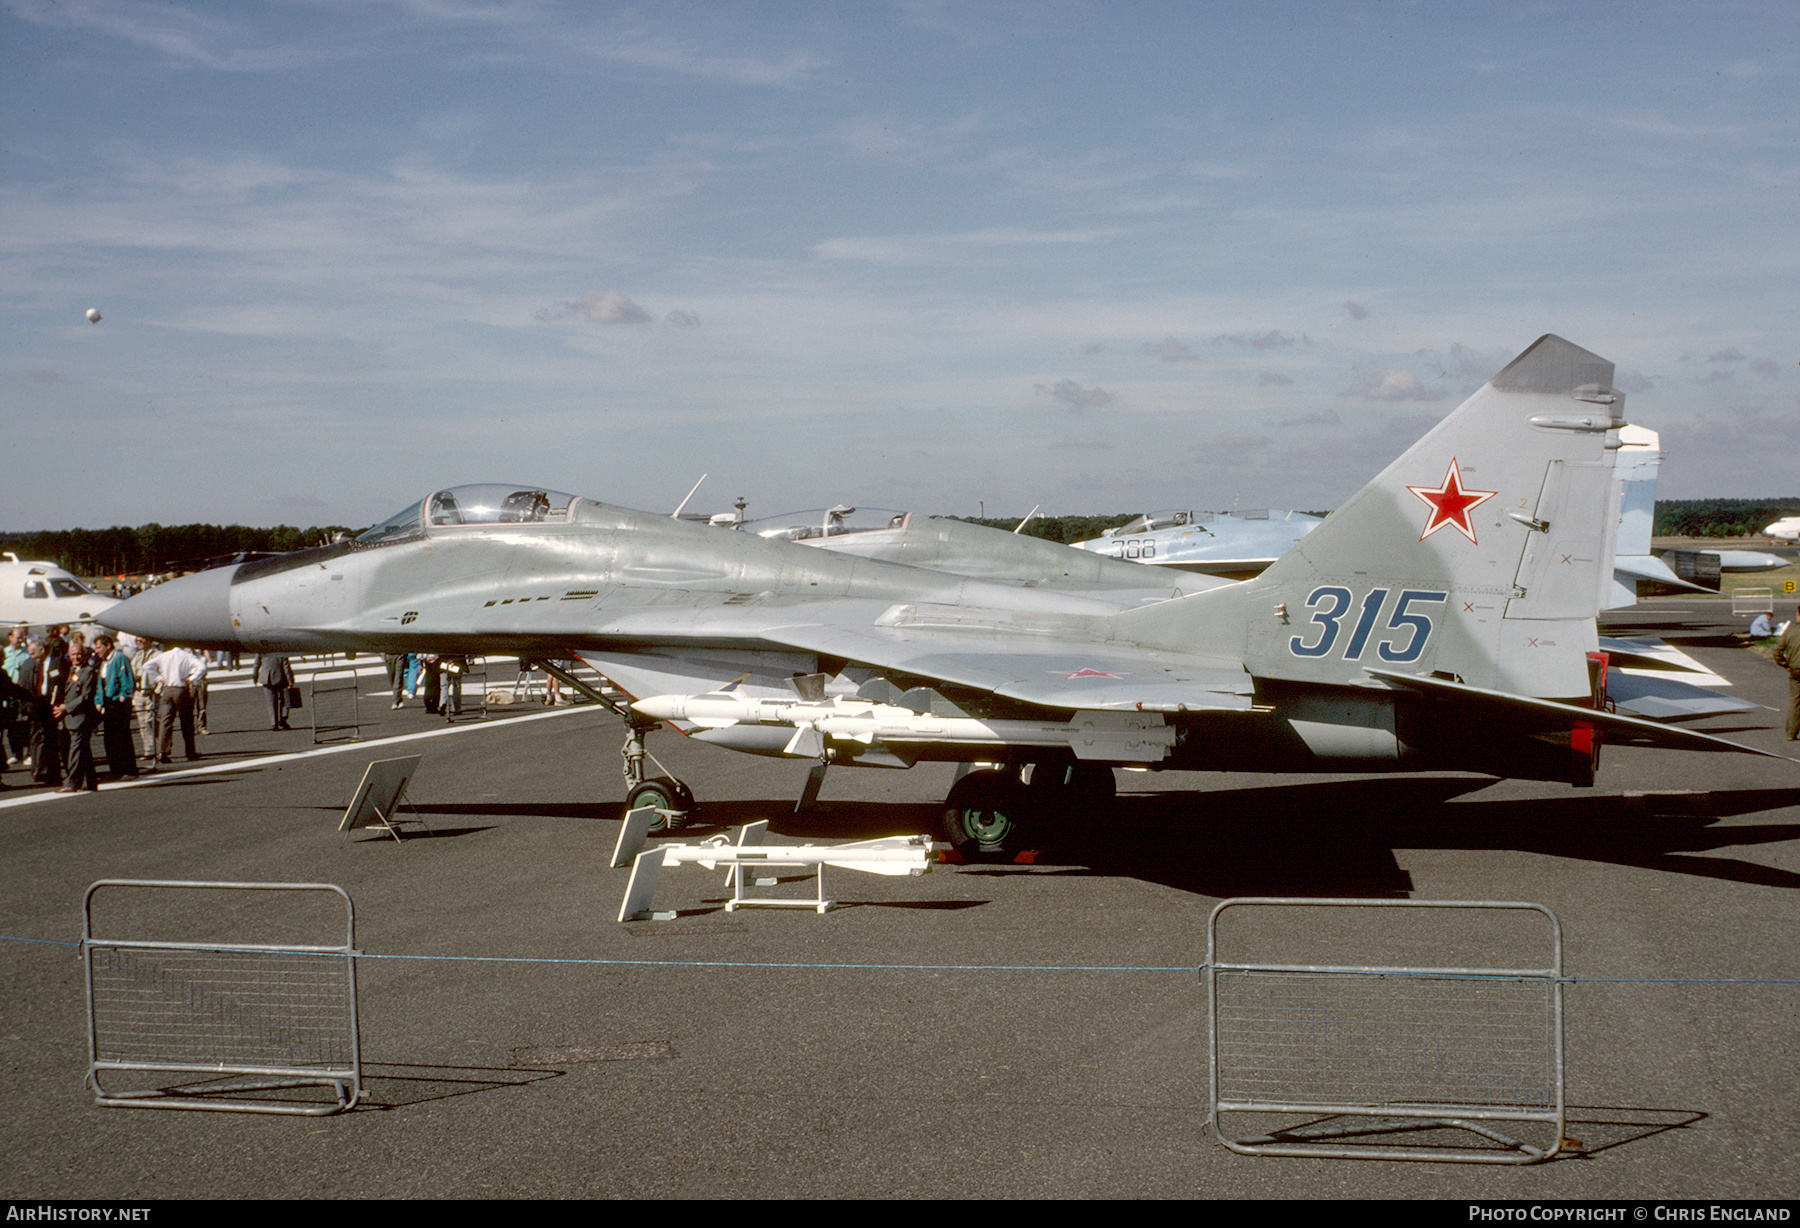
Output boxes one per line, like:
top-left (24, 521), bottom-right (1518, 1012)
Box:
top-left (0, 705), bottom-right (594, 811)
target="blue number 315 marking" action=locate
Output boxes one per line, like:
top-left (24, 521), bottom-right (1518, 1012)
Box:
top-left (1289, 587), bottom-right (1446, 663)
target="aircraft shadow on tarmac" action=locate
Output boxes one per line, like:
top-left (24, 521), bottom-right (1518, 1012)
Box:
top-left (628, 778), bottom-right (1800, 900)
top-left (406, 801), bottom-right (623, 821)
top-left (1079, 777), bottom-right (1800, 899)
top-left (304, 779), bottom-right (1798, 897)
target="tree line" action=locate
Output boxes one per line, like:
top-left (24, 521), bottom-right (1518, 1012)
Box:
top-left (1, 524), bottom-right (355, 578)
top-left (951, 514), bottom-right (1139, 545)
top-left (7, 499), bottom-right (1796, 577)
top-left (1652, 499), bottom-right (1800, 539)
top-left (964, 500), bottom-right (1800, 545)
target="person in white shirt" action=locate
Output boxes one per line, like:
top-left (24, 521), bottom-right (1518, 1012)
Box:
top-left (144, 645), bottom-right (208, 764)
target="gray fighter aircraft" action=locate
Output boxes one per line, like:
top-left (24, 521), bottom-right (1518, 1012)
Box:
top-left (106, 335), bottom-right (1785, 856)
top-left (733, 504), bottom-right (1236, 598)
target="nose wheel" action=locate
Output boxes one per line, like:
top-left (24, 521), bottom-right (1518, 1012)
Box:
top-left (620, 716), bottom-right (694, 831)
top-left (625, 775), bottom-right (694, 832)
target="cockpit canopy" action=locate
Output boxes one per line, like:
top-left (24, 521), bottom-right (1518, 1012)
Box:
top-left (1106, 509), bottom-right (1288, 535)
top-left (1108, 510), bottom-right (1195, 535)
top-left (23, 577), bottom-right (96, 599)
top-left (357, 485), bottom-right (579, 545)
top-left (738, 505), bottom-right (909, 542)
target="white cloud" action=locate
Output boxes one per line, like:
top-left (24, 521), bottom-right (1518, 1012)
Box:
top-left (1348, 368), bottom-right (1441, 402)
top-left (537, 289), bottom-right (651, 325)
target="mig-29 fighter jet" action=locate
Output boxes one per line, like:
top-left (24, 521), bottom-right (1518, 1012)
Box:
top-left (106, 336), bottom-right (1786, 857)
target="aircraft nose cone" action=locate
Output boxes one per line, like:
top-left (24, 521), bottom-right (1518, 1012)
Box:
top-left (103, 566), bottom-right (240, 648)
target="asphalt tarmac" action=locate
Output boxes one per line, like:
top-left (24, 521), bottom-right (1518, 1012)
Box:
top-left (2, 625), bottom-right (1796, 1200)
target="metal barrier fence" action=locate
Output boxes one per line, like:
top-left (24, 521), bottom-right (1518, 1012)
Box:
top-left (1732, 586), bottom-right (1774, 617)
top-left (309, 667), bottom-right (362, 743)
top-left (1206, 898), bottom-right (1565, 1163)
top-left (84, 880), bottom-right (362, 1115)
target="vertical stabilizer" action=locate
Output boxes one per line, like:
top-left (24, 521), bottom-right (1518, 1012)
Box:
top-left (1112, 335), bottom-right (1625, 701)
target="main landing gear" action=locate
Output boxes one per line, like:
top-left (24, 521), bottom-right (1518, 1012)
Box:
top-left (939, 761), bottom-right (1117, 860)
top-left (618, 706), bottom-right (1118, 854)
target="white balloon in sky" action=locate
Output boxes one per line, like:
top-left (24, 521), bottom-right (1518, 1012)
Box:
top-left (85, 308), bottom-right (102, 323)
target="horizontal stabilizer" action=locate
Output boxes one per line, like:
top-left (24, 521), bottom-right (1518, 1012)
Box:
top-left (1604, 672), bottom-right (1762, 722)
top-left (1596, 635), bottom-right (1727, 678)
top-left (1365, 668), bottom-right (1791, 759)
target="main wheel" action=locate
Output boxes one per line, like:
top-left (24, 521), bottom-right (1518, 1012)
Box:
top-left (625, 776), bottom-right (694, 832)
top-left (1025, 761), bottom-right (1115, 812)
top-left (941, 769), bottom-right (1030, 859)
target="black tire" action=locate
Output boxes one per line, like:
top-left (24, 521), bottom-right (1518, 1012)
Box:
top-left (625, 776), bottom-right (694, 832)
top-left (941, 769), bottom-right (1029, 858)
top-left (1064, 762), bottom-right (1116, 808)
top-left (1024, 761), bottom-right (1115, 813)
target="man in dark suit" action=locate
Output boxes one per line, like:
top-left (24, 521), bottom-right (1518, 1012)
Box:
top-left (20, 637), bottom-right (66, 787)
top-left (0, 660), bottom-right (27, 790)
top-left (55, 641), bottom-right (101, 792)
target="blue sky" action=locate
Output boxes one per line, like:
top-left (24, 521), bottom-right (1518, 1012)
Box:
top-left (4, 1), bottom-right (1796, 532)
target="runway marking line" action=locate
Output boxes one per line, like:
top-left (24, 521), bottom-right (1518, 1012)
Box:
top-left (0, 704), bottom-right (594, 811)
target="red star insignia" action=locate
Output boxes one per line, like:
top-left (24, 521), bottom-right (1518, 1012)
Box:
top-left (1406, 457), bottom-right (1497, 544)
top-left (1055, 667), bottom-right (1127, 679)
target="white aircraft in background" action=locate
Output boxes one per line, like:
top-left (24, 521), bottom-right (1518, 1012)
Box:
top-left (1763, 516), bottom-right (1800, 542)
top-left (0, 553), bottom-right (120, 632)
top-left (1076, 427), bottom-right (1784, 599)
top-left (1618, 432), bottom-right (1788, 579)
top-left (1070, 508), bottom-right (1323, 580)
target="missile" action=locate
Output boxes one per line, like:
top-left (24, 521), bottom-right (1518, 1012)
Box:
top-left (631, 692), bottom-right (1175, 763)
top-left (655, 835), bottom-right (938, 876)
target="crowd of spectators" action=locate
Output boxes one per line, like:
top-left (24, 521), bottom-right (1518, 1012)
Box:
top-left (0, 621), bottom-right (224, 792)
top-left (3, 620), bottom-right (573, 795)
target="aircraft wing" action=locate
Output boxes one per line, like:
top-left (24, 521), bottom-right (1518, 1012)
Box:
top-left (578, 597), bottom-right (1255, 713)
top-left (754, 616), bottom-right (1255, 712)
top-left (1611, 553), bottom-right (1715, 594)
